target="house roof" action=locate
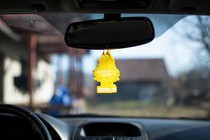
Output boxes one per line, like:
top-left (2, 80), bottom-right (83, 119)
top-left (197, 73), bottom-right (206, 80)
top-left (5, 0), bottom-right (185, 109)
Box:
top-left (1, 14), bottom-right (90, 55)
top-left (116, 59), bottom-right (169, 82)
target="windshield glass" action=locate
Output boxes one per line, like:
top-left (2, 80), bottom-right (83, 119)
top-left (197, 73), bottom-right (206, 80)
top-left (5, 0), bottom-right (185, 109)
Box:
top-left (0, 14), bottom-right (210, 119)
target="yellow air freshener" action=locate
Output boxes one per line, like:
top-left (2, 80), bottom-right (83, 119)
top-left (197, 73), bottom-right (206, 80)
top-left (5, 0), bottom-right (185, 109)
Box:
top-left (93, 50), bottom-right (120, 94)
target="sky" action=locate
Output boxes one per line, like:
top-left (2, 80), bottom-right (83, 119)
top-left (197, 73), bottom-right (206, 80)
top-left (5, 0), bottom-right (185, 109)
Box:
top-left (82, 22), bottom-right (200, 77)
top-left (51, 15), bottom-right (204, 78)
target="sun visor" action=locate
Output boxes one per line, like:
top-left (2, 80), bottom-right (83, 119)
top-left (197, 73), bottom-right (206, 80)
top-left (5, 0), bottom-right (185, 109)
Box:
top-left (170, 0), bottom-right (210, 14)
top-left (74, 0), bottom-right (155, 10)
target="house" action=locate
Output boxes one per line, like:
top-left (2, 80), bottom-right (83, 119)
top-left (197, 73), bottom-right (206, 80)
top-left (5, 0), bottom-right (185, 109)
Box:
top-left (0, 17), bottom-right (55, 106)
top-left (0, 14), bottom-right (90, 110)
top-left (115, 59), bottom-right (170, 102)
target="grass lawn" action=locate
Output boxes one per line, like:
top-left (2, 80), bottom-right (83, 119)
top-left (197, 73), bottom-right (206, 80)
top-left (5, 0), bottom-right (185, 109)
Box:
top-left (86, 100), bottom-right (209, 119)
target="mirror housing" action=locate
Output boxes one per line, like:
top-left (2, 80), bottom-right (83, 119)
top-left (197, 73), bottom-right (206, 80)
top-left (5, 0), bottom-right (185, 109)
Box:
top-left (65, 17), bottom-right (155, 50)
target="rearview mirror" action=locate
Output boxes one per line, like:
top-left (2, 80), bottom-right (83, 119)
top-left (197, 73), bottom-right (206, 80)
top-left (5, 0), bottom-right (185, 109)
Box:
top-left (65, 17), bottom-right (154, 50)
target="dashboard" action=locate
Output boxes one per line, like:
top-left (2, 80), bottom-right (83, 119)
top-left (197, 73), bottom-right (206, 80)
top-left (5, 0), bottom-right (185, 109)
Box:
top-left (38, 114), bottom-right (210, 140)
top-left (1, 112), bottom-right (210, 140)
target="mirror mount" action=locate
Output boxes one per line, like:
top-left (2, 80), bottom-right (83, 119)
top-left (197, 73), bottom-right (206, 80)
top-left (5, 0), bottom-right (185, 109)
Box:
top-left (104, 13), bottom-right (121, 20)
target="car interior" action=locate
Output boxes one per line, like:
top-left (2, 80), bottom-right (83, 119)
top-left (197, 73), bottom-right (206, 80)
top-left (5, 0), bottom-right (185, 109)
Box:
top-left (0, 0), bottom-right (210, 140)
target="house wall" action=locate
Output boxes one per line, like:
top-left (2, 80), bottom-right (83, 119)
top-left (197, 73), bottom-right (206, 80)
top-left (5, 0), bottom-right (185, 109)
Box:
top-left (95, 81), bottom-right (161, 102)
top-left (117, 82), bottom-right (160, 101)
top-left (34, 59), bottom-right (55, 104)
top-left (116, 81), bottom-right (171, 104)
top-left (4, 57), bottom-right (54, 105)
top-left (4, 57), bottom-right (26, 104)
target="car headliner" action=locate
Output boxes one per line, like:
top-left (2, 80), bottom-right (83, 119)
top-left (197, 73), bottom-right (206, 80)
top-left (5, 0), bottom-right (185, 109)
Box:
top-left (0, 0), bottom-right (209, 15)
top-left (0, 0), bottom-right (208, 40)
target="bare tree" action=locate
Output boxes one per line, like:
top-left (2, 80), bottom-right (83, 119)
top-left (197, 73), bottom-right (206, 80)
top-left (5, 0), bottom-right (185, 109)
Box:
top-left (173, 16), bottom-right (210, 113)
top-left (184, 16), bottom-right (210, 56)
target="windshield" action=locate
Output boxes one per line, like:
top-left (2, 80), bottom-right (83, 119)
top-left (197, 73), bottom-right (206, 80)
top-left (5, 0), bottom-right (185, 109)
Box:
top-left (0, 14), bottom-right (210, 119)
